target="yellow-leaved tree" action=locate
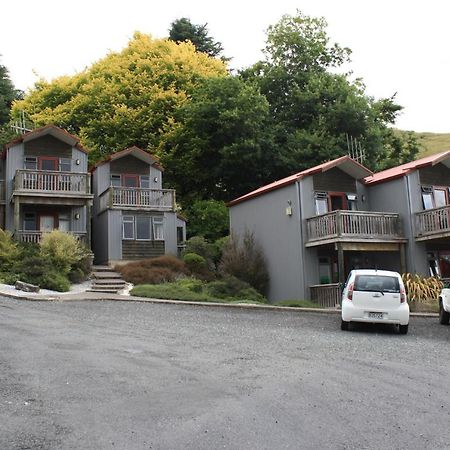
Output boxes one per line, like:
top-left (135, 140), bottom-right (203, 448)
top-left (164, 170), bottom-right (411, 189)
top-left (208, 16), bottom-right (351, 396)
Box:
top-left (12, 32), bottom-right (227, 162)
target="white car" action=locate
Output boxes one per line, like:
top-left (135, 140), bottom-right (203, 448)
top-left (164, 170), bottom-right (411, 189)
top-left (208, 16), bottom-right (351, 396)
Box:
top-left (341, 269), bottom-right (410, 334)
top-left (438, 288), bottom-right (450, 325)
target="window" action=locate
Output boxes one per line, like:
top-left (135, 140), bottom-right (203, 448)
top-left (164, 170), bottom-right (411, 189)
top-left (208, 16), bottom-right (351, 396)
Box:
top-left (122, 216), bottom-right (135, 239)
top-left (111, 175), bottom-right (121, 187)
top-left (59, 213), bottom-right (70, 232)
top-left (140, 176), bottom-right (150, 189)
top-left (24, 157), bottom-right (37, 170)
top-left (59, 158), bottom-right (71, 172)
top-left (39, 157), bottom-right (58, 171)
top-left (136, 216), bottom-right (151, 240)
top-left (177, 226), bottom-right (184, 244)
top-left (153, 217), bottom-right (164, 240)
top-left (346, 194), bottom-right (358, 211)
top-left (422, 186), bottom-right (449, 209)
top-left (23, 213), bottom-right (36, 231)
top-left (123, 174), bottom-right (139, 187)
top-left (315, 192), bottom-right (328, 215)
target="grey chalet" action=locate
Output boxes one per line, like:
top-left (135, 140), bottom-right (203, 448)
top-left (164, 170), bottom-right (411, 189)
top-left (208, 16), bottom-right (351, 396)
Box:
top-left (228, 153), bottom-right (450, 304)
top-left (0, 125), bottom-right (186, 266)
top-left (91, 146), bottom-right (186, 265)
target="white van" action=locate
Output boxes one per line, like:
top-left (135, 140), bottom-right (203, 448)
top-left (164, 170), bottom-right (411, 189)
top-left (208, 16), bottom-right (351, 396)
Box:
top-left (341, 269), bottom-right (410, 334)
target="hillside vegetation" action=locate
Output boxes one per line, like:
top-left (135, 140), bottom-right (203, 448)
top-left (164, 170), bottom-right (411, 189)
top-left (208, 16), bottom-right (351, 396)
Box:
top-left (397, 130), bottom-right (450, 157)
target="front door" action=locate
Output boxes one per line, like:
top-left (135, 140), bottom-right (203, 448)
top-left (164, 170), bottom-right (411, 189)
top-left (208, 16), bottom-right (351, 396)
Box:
top-left (329, 193), bottom-right (347, 211)
top-left (39, 214), bottom-right (56, 232)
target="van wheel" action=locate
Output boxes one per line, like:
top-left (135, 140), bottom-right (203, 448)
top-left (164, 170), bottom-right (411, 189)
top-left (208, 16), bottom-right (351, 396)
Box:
top-left (399, 324), bottom-right (408, 335)
top-left (341, 320), bottom-right (349, 331)
top-left (439, 301), bottom-right (450, 325)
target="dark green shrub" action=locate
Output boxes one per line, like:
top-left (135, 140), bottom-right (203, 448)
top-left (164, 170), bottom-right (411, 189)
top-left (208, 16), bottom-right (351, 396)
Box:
top-left (18, 256), bottom-right (53, 285)
top-left (219, 231), bottom-right (269, 295)
top-left (183, 252), bottom-right (215, 280)
top-left (186, 200), bottom-right (229, 241)
top-left (183, 236), bottom-right (217, 267)
top-left (0, 272), bottom-right (21, 285)
top-left (41, 271), bottom-right (71, 292)
top-left (68, 268), bottom-right (86, 284)
top-left (205, 276), bottom-right (250, 298)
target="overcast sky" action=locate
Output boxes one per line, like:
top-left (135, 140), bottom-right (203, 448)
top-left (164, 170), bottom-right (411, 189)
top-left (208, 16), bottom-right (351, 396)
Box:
top-left (1, 0), bottom-right (448, 133)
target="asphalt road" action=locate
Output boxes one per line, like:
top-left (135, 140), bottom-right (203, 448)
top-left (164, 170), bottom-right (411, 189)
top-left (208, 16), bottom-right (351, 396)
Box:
top-left (1, 298), bottom-right (450, 450)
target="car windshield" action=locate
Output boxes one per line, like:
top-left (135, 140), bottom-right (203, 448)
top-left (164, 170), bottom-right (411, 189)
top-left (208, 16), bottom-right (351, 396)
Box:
top-left (354, 275), bottom-right (400, 293)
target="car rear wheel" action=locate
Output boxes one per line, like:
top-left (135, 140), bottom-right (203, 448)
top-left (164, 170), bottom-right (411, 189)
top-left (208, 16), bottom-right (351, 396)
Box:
top-left (399, 324), bottom-right (408, 335)
top-left (341, 319), bottom-right (349, 331)
top-left (439, 301), bottom-right (450, 325)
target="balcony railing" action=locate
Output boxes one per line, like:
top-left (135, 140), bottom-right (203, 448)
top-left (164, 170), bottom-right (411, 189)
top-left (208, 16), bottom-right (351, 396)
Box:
top-left (416, 206), bottom-right (450, 240)
top-left (16, 230), bottom-right (87, 244)
top-left (306, 210), bottom-right (403, 243)
top-left (99, 186), bottom-right (175, 211)
top-left (310, 283), bottom-right (342, 308)
top-left (14, 169), bottom-right (91, 195)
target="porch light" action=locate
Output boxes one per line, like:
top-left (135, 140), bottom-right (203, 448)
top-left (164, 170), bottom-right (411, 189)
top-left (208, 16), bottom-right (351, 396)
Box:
top-left (74, 213), bottom-right (80, 220)
top-left (75, 159), bottom-right (80, 165)
top-left (153, 177), bottom-right (158, 182)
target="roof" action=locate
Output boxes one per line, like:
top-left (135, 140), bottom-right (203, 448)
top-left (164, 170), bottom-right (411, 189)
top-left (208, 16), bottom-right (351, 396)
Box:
top-left (4, 124), bottom-right (88, 154)
top-left (364, 150), bottom-right (450, 185)
top-left (228, 156), bottom-right (373, 207)
top-left (91, 146), bottom-right (163, 172)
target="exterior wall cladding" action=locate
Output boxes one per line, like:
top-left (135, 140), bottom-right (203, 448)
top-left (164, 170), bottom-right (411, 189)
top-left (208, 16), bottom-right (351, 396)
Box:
top-left (229, 156), bottom-right (450, 303)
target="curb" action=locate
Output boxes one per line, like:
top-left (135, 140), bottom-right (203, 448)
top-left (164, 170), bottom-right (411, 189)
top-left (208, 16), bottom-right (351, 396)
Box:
top-left (0, 289), bottom-right (439, 318)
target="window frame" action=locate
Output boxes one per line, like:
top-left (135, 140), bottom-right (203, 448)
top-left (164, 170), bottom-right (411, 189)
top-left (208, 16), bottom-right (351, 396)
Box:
top-left (135, 216), bottom-right (151, 241)
top-left (152, 217), bottom-right (164, 241)
top-left (24, 156), bottom-right (37, 170)
top-left (122, 215), bottom-right (135, 240)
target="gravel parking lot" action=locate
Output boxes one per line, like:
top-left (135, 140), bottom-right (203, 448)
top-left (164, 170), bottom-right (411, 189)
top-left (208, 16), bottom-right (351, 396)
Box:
top-left (1, 297), bottom-right (450, 450)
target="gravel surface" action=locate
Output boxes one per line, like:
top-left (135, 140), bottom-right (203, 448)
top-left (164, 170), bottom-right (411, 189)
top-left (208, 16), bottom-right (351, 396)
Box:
top-left (1, 297), bottom-right (450, 449)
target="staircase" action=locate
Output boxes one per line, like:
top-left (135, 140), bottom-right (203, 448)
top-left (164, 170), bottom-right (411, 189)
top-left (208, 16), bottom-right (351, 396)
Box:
top-left (88, 265), bottom-right (128, 294)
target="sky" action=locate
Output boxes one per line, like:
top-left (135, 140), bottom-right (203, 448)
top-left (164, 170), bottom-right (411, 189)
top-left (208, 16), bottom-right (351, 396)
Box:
top-left (1, 0), bottom-right (449, 133)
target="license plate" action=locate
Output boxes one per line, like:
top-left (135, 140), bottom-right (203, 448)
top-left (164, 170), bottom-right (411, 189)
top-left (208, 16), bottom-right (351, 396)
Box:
top-left (368, 312), bottom-right (383, 319)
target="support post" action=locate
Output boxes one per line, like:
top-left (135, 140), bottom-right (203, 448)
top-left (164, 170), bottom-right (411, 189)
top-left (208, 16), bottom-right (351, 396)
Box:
top-left (400, 243), bottom-right (407, 274)
top-left (13, 198), bottom-right (20, 239)
top-left (337, 242), bottom-right (345, 284)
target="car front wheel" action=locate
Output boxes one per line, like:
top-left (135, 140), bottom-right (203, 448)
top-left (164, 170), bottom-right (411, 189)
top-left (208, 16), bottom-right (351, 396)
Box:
top-left (399, 324), bottom-right (408, 334)
top-left (439, 301), bottom-right (450, 325)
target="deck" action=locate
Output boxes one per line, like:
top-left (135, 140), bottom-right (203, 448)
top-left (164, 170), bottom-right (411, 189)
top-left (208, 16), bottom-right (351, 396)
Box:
top-left (305, 210), bottom-right (405, 247)
top-left (415, 206), bottom-right (450, 241)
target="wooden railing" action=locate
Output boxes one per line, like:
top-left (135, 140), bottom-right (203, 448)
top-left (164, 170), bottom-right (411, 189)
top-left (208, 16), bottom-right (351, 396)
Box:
top-left (306, 210), bottom-right (403, 243)
top-left (16, 230), bottom-right (87, 244)
top-left (416, 206), bottom-right (450, 239)
top-left (100, 186), bottom-right (175, 211)
top-left (14, 170), bottom-right (90, 195)
top-left (310, 283), bottom-right (342, 308)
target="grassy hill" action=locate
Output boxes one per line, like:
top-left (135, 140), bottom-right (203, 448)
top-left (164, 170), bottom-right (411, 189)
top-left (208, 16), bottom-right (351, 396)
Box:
top-left (396, 130), bottom-right (450, 157)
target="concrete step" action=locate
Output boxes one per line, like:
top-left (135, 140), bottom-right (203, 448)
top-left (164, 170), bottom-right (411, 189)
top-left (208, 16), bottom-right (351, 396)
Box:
top-left (92, 265), bottom-right (113, 272)
top-left (86, 288), bottom-right (122, 294)
top-left (92, 279), bottom-right (127, 286)
top-left (92, 271), bottom-right (123, 279)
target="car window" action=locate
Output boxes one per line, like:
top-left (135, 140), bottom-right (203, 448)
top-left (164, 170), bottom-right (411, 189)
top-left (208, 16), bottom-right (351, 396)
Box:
top-left (354, 275), bottom-right (400, 293)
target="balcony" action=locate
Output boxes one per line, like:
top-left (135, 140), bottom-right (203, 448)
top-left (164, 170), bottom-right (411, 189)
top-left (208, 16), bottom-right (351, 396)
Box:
top-left (13, 170), bottom-right (92, 199)
top-left (16, 230), bottom-right (87, 244)
top-left (99, 186), bottom-right (175, 212)
top-left (306, 210), bottom-right (405, 246)
top-left (415, 206), bottom-right (450, 241)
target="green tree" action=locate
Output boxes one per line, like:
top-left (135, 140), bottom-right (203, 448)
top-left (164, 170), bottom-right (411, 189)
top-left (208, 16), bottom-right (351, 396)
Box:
top-left (12, 33), bottom-right (227, 163)
top-left (241, 11), bottom-right (418, 173)
top-left (186, 199), bottom-right (229, 240)
top-left (169, 17), bottom-right (226, 60)
top-left (161, 75), bottom-right (274, 202)
top-left (0, 59), bottom-right (22, 146)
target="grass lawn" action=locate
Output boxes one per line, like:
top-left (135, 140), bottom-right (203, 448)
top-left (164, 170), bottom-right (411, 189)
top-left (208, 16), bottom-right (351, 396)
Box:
top-left (131, 279), bottom-right (268, 304)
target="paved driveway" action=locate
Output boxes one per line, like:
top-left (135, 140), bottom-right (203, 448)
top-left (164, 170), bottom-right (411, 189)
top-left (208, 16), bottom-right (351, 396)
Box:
top-left (1, 297), bottom-right (450, 449)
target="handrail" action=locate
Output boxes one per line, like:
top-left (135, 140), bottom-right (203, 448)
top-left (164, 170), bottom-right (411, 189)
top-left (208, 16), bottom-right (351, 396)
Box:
top-left (14, 169), bottom-right (90, 194)
top-left (306, 210), bottom-right (403, 242)
top-left (416, 205), bottom-right (450, 237)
